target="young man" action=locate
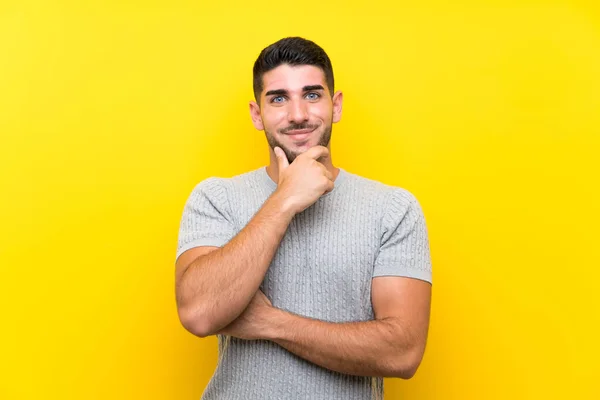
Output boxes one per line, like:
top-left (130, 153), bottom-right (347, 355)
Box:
top-left (175, 37), bottom-right (432, 400)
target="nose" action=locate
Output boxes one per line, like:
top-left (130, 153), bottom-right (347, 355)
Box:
top-left (288, 99), bottom-right (309, 124)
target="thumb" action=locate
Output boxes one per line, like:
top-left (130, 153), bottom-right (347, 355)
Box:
top-left (274, 147), bottom-right (289, 171)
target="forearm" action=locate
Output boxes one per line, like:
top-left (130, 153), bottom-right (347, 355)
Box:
top-left (177, 191), bottom-right (294, 336)
top-left (265, 309), bottom-right (421, 378)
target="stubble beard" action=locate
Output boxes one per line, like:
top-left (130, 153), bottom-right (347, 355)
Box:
top-left (265, 123), bottom-right (332, 164)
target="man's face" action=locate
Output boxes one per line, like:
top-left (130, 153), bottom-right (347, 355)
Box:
top-left (250, 64), bottom-right (343, 163)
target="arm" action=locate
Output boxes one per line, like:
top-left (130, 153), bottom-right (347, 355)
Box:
top-left (270, 276), bottom-right (431, 378)
top-left (175, 146), bottom-right (334, 338)
top-left (222, 277), bottom-right (431, 378)
top-left (175, 191), bottom-right (293, 338)
top-left (220, 189), bottom-right (432, 378)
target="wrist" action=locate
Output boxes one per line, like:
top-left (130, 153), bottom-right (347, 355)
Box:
top-left (267, 190), bottom-right (297, 219)
top-left (262, 307), bottom-right (293, 341)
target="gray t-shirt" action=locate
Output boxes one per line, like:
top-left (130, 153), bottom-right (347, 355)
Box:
top-left (176, 166), bottom-right (432, 400)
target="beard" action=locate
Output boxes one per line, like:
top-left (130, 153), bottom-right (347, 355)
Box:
top-left (265, 122), bottom-right (332, 164)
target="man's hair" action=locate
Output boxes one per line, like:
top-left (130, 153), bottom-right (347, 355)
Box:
top-left (253, 37), bottom-right (335, 104)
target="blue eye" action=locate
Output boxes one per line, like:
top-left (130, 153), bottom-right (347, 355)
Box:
top-left (306, 92), bottom-right (320, 100)
top-left (271, 96), bottom-right (285, 103)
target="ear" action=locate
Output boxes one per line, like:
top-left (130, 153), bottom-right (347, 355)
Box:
top-left (332, 90), bottom-right (343, 123)
top-left (249, 100), bottom-right (264, 131)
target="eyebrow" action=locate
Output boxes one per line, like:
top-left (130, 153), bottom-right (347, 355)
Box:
top-left (265, 85), bottom-right (325, 97)
top-left (265, 89), bottom-right (288, 96)
top-left (303, 85), bottom-right (325, 92)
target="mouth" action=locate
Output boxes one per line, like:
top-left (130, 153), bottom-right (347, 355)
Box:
top-left (284, 127), bottom-right (316, 142)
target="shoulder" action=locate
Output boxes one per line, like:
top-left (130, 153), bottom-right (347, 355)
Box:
top-left (186, 177), bottom-right (228, 208)
top-left (188, 167), bottom-right (262, 198)
top-left (342, 169), bottom-right (421, 209)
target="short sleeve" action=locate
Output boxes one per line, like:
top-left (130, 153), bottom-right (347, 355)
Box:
top-left (372, 189), bottom-right (432, 284)
top-left (175, 178), bottom-right (236, 262)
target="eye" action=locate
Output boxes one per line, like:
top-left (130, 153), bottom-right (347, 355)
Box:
top-left (305, 92), bottom-right (321, 100)
top-left (271, 96), bottom-right (285, 104)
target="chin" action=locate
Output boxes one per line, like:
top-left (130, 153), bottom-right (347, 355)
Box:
top-left (292, 142), bottom-right (316, 153)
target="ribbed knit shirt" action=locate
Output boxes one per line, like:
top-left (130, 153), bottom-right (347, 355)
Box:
top-left (176, 166), bottom-right (432, 400)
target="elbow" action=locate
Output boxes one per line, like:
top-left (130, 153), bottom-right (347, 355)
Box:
top-left (177, 305), bottom-right (218, 338)
top-left (393, 363), bottom-right (420, 380)
top-left (387, 345), bottom-right (425, 379)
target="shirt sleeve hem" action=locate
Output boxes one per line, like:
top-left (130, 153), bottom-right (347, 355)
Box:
top-left (175, 237), bottom-right (230, 262)
top-left (372, 267), bottom-right (432, 284)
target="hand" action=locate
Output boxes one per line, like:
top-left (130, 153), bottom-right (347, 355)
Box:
top-left (217, 290), bottom-right (274, 340)
top-left (273, 146), bottom-right (334, 215)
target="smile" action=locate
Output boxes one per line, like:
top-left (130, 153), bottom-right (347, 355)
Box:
top-left (284, 127), bottom-right (316, 141)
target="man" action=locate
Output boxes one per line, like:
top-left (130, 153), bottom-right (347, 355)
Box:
top-left (175, 37), bottom-right (432, 400)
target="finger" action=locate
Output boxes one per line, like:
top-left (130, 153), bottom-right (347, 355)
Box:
top-left (304, 145), bottom-right (330, 162)
top-left (274, 147), bottom-right (289, 170)
top-left (315, 162), bottom-right (333, 180)
top-left (257, 290), bottom-right (272, 306)
top-left (325, 179), bottom-right (335, 193)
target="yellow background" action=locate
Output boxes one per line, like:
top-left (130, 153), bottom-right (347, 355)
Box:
top-left (1, 0), bottom-right (599, 399)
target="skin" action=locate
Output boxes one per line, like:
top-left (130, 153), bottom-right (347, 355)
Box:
top-left (249, 63), bottom-right (343, 183)
top-left (175, 63), bottom-right (432, 379)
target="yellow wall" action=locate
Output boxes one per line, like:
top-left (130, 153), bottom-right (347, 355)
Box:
top-left (1, 1), bottom-right (598, 399)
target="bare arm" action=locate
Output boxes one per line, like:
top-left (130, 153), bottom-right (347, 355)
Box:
top-left (272, 277), bottom-right (431, 378)
top-left (218, 185), bottom-right (432, 377)
top-left (175, 146), bottom-right (334, 338)
top-left (220, 277), bottom-right (431, 378)
top-left (175, 191), bottom-right (293, 337)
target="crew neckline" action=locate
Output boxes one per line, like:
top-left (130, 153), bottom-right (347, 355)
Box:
top-left (258, 165), bottom-right (348, 198)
